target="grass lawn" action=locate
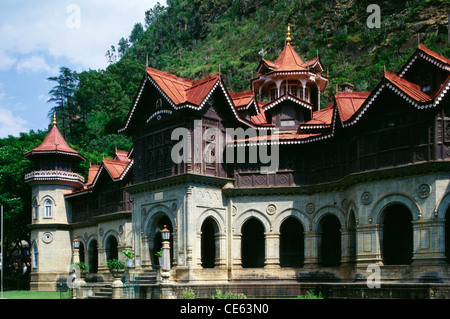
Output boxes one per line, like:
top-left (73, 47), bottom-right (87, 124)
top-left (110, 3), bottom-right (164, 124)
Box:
top-left (1, 290), bottom-right (63, 299)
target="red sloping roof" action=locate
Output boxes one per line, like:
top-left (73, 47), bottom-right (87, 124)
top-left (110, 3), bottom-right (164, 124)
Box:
top-left (304, 105), bottom-right (335, 126)
top-left (147, 67), bottom-right (220, 107)
top-left (147, 67), bottom-right (192, 105)
top-left (185, 74), bottom-right (220, 105)
top-left (26, 125), bottom-right (82, 158)
top-left (114, 150), bottom-right (131, 163)
top-left (335, 91), bottom-right (371, 122)
top-left (102, 158), bottom-right (130, 180)
top-left (230, 91), bottom-right (254, 108)
top-left (235, 132), bottom-right (322, 144)
top-left (419, 44), bottom-right (450, 66)
top-left (87, 165), bottom-right (101, 185)
top-left (250, 112), bottom-right (268, 125)
top-left (274, 44), bottom-right (307, 72)
top-left (384, 71), bottom-right (432, 103)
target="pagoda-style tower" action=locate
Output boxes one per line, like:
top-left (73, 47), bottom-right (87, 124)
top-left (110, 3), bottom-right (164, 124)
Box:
top-left (251, 24), bottom-right (328, 112)
top-left (24, 115), bottom-right (85, 291)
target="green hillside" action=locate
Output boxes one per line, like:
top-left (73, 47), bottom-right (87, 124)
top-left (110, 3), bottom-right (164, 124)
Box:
top-left (49, 0), bottom-right (449, 157)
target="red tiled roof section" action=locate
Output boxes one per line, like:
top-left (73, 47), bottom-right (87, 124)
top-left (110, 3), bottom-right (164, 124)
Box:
top-left (304, 104), bottom-right (335, 126)
top-left (114, 150), bottom-right (131, 162)
top-left (235, 132), bottom-right (322, 143)
top-left (274, 44), bottom-right (307, 72)
top-left (384, 71), bottom-right (432, 103)
top-left (87, 165), bottom-right (100, 185)
top-left (102, 158), bottom-right (130, 180)
top-left (419, 44), bottom-right (450, 66)
top-left (147, 67), bottom-right (220, 107)
top-left (230, 91), bottom-right (254, 108)
top-left (335, 91), bottom-right (371, 122)
top-left (185, 74), bottom-right (220, 105)
top-left (30, 125), bottom-right (81, 156)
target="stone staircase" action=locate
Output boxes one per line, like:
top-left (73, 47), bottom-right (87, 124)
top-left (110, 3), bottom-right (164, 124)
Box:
top-left (86, 270), bottom-right (158, 299)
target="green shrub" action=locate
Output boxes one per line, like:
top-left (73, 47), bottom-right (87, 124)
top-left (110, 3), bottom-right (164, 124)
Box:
top-left (211, 288), bottom-right (247, 299)
top-left (182, 288), bottom-right (196, 299)
top-left (296, 289), bottom-right (324, 299)
top-left (107, 259), bottom-right (126, 270)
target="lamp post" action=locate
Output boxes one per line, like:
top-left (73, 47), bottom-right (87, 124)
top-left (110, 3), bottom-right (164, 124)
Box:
top-left (72, 236), bottom-right (80, 264)
top-left (160, 225), bottom-right (171, 272)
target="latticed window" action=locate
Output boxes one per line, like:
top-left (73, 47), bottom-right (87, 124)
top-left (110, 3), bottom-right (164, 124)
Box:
top-left (44, 199), bottom-right (52, 218)
top-left (33, 199), bottom-right (38, 219)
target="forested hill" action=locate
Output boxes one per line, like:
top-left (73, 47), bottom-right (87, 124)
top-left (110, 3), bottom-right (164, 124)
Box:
top-left (50, 0), bottom-right (449, 164)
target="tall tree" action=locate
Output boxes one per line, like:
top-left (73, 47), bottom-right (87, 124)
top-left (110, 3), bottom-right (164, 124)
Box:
top-left (47, 67), bottom-right (78, 139)
top-left (129, 23), bottom-right (144, 44)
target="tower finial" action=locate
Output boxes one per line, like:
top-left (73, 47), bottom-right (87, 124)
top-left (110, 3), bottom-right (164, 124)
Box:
top-left (52, 113), bottom-right (57, 126)
top-left (286, 23), bottom-right (291, 45)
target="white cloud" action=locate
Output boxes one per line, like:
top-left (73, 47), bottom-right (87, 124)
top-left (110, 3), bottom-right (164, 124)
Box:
top-left (16, 56), bottom-right (57, 74)
top-left (0, 106), bottom-right (28, 138)
top-left (0, 0), bottom-right (165, 70)
top-left (0, 50), bottom-right (16, 71)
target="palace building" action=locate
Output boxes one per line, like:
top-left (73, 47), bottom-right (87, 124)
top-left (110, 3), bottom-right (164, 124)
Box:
top-left (25, 27), bottom-right (450, 297)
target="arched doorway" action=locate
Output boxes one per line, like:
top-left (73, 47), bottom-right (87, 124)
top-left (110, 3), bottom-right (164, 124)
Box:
top-left (79, 242), bottom-right (85, 263)
top-left (241, 218), bottom-right (265, 268)
top-left (280, 217), bottom-right (304, 267)
top-left (88, 240), bottom-right (98, 273)
top-left (382, 204), bottom-right (413, 265)
top-left (201, 218), bottom-right (217, 268)
top-left (446, 207), bottom-right (450, 264)
top-left (319, 214), bottom-right (341, 267)
top-left (105, 235), bottom-right (118, 261)
top-left (152, 215), bottom-right (174, 267)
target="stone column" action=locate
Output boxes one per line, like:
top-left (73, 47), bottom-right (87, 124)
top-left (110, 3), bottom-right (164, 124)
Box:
top-left (264, 232), bottom-right (280, 268)
top-left (231, 233), bottom-right (242, 269)
top-left (355, 224), bottom-right (383, 271)
top-left (216, 232), bottom-right (227, 268)
top-left (112, 278), bottom-right (124, 299)
top-left (412, 218), bottom-right (447, 265)
top-left (341, 229), bottom-right (354, 265)
top-left (304, 231), bottom-right (320, 268)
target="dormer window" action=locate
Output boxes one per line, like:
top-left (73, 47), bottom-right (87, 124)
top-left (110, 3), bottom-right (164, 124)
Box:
top-left (279, 105), bottom-right (297, 127)
top-left (422, 84), bottom-right (431, 93)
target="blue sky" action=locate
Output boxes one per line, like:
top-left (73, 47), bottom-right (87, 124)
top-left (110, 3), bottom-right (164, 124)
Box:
top-left (0, 0), bottom-right (165, 138)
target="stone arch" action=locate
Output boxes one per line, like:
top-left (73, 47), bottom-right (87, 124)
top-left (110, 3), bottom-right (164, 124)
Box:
top-left (87, 237), bottom-right (98, 273)
top-left (272, 208), bottom-right (310, 233)
top-left (435, 192), bottom-right (450, 219)
top-left (103, 231), bottom-right (120, 261)
top-left (345, 200), bottom-right (359, 226)
top-left (233, 209), bottom-right (271, 234)
top-left (143, 204), bottom-right (176, 236)
top-left (311, 206), bottom-right (345, 232)
top-left (370, 193), bottom-right (421, 224)
top-left (196, 208), bottom-right (225, 234)
top-left (31, 240), bottom-right (39, 268)
top-left (143, 204), bottom-right (176, 268)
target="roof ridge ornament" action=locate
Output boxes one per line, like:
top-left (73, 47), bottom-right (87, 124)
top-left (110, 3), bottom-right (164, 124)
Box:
top-left (286, 23), bottom-right (291, 45)
top-left (52, 113), bottom-right (57, 126)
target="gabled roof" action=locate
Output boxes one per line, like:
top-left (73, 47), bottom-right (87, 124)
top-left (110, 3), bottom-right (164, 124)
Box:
top-left (334, 91), bottom-right (371, 123)
top-left (147, 67), bottom-right (220, 106)
top-left (230, 91), bottom-right (255, 109)
top-left (400, 43), bottom-right (450, 77)
top-left (384, 71), bottom-right (432, 103)
top-left (24, 124), bottom-right (84, 161)
top-left (87, 149), bottom-right (133, 187)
